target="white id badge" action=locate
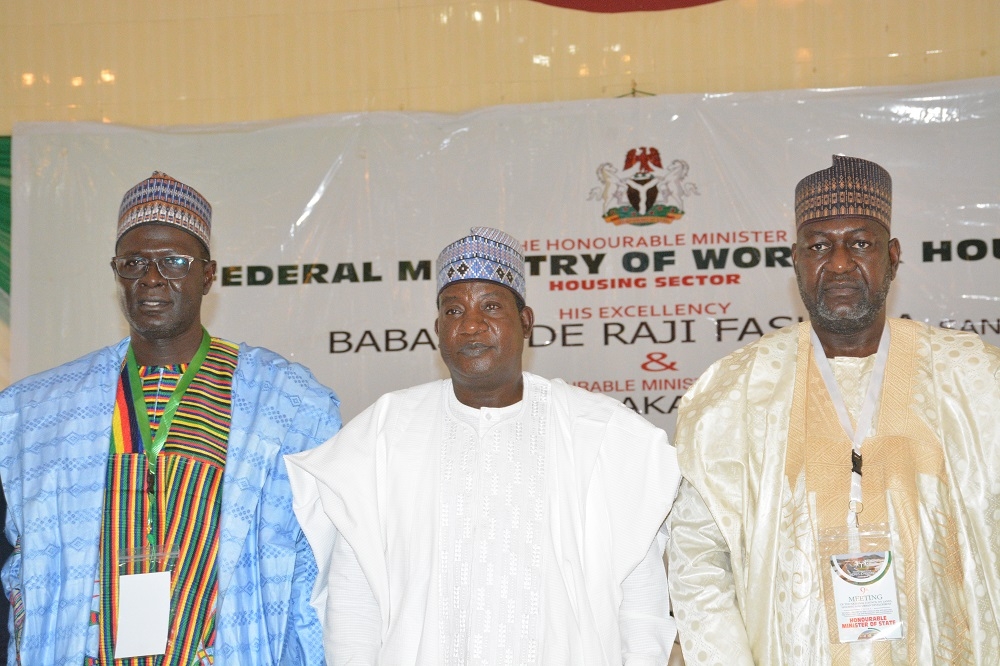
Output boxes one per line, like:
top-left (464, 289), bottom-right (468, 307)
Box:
top-left (114, 571), bottom-right (170, 658)
top-left (818, 525), bottom-right (903, 644)
top-left (113, 548), bottom-right (178, 659)
top-left (829, 550), bottom-right (902, 642)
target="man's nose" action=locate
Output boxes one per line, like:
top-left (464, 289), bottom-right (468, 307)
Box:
top-left (139, 260), bottom-right (168, 285)
top-left (460, 311), bottom-right (487, 333)
top-left (827, 243), bottom-right (857, 273)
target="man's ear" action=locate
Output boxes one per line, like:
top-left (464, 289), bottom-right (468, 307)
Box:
top-left (202, 260), bottom-right (218, 295)
top-left (888, 238), bottom-right (901, 279)
top-left (520, 306), bottom-right (534, 339)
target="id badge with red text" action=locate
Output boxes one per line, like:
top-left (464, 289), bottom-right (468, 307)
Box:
top-left (818, 525), bottom-right (903, 644)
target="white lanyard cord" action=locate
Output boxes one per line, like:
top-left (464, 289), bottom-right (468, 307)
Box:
top-left (810, 324), bottom-right (891, 528)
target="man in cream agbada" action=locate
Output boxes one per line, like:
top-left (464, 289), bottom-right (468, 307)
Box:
top-left (668, 155), bottom-right (1000, 664)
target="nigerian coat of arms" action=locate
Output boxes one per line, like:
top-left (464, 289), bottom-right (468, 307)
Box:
top-left (589, 147), bottom-right (699, 226)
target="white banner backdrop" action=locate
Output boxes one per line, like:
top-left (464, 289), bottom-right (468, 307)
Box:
top-left (12, 77), bottom-right (1000, 435)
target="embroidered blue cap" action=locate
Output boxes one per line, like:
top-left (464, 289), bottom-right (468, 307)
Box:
top-left (436, 227), bottom-right (526, 303)
top-left (117, 171), bottom-right (212, 251)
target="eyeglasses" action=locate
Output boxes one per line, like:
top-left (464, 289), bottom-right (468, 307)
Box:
top-left (111, 255), bottom-right (208, 280)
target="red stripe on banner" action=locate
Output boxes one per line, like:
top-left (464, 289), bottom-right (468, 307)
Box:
top-left (531, 0), bottom-right (724, 12)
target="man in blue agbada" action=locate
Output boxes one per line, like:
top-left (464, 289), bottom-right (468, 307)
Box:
top-left (0, 172), bottom-right (341, 664)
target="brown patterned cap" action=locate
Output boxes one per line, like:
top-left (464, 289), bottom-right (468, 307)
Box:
top-left (795, 155), bottom-right (892, 231)
top-left (117, 172), bottom-right (212, 251)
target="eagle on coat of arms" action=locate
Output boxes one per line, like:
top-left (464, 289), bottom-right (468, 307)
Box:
top-left (589, 147), bottom-right (699, 226)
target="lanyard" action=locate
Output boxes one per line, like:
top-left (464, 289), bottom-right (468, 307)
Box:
top-left (126, 328), bottom-right (211, 546)
top-left (810, 324), bottom-right (890, 529)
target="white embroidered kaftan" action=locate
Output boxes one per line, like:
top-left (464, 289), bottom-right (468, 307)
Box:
top-left (287, 372), bottom-right (681, 665)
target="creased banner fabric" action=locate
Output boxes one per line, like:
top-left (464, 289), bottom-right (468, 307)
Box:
top-left (11, 77), bottom-right (1000, 433)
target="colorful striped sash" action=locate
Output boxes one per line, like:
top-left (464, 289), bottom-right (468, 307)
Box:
top-left (88, 337), bottom-right (238, 666)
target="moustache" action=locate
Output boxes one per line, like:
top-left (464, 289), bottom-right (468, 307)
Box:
top-left (819, 278), bottom-right (866, 292)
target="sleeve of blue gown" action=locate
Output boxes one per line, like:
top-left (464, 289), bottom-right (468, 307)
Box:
top-left (280, 527), bottom-right (326, 665)
top-left (277, 372), bottom-right (342, 665)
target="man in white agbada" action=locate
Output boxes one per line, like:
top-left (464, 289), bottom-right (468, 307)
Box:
top-left (286, 227), bottom-right (681, 664)
top-left (667, 155), bottom-right (1000, 664)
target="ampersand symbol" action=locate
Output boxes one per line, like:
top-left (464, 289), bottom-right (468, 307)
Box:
top-left (641, 352), bottom-right (677, 372)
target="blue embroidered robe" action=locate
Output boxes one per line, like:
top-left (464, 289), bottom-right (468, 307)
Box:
top-left (0, 339), bottom-right (341, 665)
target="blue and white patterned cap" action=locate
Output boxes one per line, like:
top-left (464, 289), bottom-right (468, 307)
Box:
top-left (117, 171), bottom-right (212, 251)
top-left (436, 227), bottom-right (526, 303)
